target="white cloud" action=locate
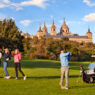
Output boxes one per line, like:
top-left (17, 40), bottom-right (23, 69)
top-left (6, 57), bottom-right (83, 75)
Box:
top-left (0, 0), bottom-right (49, 10)
top-left (3, 0), bottom-right (10, 3)
top-left (0, 4), bottom-right (7, 8)
top-left (83, 0), bottom-right (95, 7)
top-left (21, 0), bottom-right (48, 8)
top-left (0, 0), bottom-right (20, 10)
top-left (83, 13), bottom-right (95, 21)
top-left (20, 20), bottom-right (32, 26)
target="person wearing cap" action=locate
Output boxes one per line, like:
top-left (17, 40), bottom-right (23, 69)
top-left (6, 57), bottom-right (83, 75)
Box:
top-left (59, 48), bottom-right (72, 89)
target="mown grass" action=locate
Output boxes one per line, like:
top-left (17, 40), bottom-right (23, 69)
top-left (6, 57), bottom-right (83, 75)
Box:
top-left (0, 59), bottom-right (95, 95)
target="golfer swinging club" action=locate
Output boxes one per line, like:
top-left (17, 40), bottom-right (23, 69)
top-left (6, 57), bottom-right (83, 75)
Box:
top-left (59, 48), bottom-right (72, 89)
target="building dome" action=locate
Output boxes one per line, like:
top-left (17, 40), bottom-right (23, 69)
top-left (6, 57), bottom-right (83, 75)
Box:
top-left (60, 19), bottom-right (69, 33)
top-left (61, 20), bottom-right (69, 30)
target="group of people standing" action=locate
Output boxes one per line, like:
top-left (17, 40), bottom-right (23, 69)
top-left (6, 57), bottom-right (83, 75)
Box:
top-left (0, 47), bottom-right (72, 89)
top-left (0, 48), bottom-right (26, 80)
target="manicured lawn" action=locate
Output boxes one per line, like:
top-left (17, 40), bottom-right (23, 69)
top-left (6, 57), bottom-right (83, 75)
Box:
top-left (0, 59), bottom-right (95, 95)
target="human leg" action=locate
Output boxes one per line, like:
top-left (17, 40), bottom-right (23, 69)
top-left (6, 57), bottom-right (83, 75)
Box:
top-left (60, 67), bottom-right (65, 87)
top-left (3, 61), bottom-right (9, 76)
top-left (14, 63), bottom-right (18, 78)
top-left (18, 63), bottom-right (25, 76)
top-left (65, 67), bottom-right (69, 88)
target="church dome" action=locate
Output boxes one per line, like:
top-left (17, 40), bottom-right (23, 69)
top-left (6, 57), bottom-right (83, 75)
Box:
top-left (61, 20), bottom-right (69, 30)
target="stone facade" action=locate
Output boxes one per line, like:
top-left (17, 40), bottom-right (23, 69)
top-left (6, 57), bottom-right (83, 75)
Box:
top-left (20, 32), bottom-right (33, 39)
top-left (36, 20), bottom-right (92, 43)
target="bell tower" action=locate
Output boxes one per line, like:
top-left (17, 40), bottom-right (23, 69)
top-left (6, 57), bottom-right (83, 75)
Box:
top-left (86, 28), bottom-right (92, 39)
top-left (50, 20), bottom-right (56, 35)
top-left (42, 22), bottom-right (48, 35)
top-left (37, 26), bottom-right (43, 38)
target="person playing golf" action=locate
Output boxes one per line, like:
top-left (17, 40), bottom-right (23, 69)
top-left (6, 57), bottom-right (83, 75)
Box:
top-left (59, 48), bottom-right (72, 89)
top-left (11, 49), bottom-right (26, 80)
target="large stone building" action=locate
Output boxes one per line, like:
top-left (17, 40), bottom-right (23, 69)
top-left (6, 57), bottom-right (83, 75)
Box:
top-left (37, 20), bottom-right (92, 43)
top-left (21, 32), bottom-right (33, 39)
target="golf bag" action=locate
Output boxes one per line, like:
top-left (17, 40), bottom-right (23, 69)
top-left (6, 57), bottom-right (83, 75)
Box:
top-left (80, 65), bottom-right (95, 83)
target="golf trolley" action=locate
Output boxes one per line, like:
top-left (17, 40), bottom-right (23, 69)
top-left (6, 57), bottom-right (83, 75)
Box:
top-left (80, 55), bottom-right (95, 83)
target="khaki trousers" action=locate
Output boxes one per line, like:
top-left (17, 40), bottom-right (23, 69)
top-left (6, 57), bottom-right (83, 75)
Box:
top-left (60, 66), bottom-right (69, 87)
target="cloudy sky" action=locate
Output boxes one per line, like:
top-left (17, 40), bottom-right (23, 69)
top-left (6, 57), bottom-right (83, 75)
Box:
top-left (0, 0), bottom-right (95, 42)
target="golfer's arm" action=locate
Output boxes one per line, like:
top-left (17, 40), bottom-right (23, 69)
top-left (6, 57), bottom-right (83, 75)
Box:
top-left (63, 52), bottom-right (70, 56)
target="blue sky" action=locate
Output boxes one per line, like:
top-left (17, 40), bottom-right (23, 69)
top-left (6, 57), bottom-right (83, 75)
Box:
top-left (0, 0), bottom-right (95, 42)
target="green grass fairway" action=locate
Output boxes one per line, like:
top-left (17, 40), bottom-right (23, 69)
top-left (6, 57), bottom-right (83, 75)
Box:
top-left (0, 59), bottom-right (95, 95)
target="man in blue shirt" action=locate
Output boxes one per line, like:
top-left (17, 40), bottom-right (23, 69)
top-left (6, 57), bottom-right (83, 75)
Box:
top-left (59, 48), bottom-right (72, 89)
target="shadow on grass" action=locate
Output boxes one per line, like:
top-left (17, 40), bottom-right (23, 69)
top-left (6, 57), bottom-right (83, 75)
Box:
top-left (0, 59), bottom-right (91, 70)
top-left (0, 75), bottom-right (82, 80)
top-left (69, 75), bottom-right (81, 78)
top-left (70, 84), bottom-right (95, 89)
top-left (27, 76), bottom-right (60, 79)
top-left (27, 75), bottom-right (81, 79)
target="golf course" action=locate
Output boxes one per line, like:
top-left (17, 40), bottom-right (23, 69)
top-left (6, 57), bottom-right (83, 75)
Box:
top-left (0, 59), bottom-right (95, 95)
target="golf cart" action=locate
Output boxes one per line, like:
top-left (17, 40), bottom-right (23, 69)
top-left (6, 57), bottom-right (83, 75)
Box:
top-left (80, 55), bottom-right (95, 83)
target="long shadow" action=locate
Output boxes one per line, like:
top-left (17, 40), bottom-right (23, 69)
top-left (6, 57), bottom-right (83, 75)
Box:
top-left (0, 59), bottom-right (91, 70)
top-left (27, 75), bottom-right (81, 79)
top-left (27, 76), bottom-right (60, 79)
top-left (1, 60), bottom-right (61, 69)
top-left (69, 75), bottom-right (81, 78)
top-left (70, 84), bottom-right (95, 89)
top-left (0, 75), bottom-right (82, 80)
top-left (70, 62), bottom-right (90, 70)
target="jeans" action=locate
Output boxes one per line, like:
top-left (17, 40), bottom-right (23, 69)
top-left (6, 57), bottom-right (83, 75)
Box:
top-left (60, 66), bottom-right (69, 88)
top-left (3, 61), bottom-right (9, 76)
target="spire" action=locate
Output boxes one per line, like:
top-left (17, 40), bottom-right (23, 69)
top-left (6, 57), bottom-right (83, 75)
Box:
top-left (43, 22), bottom-right (47, 29)
top-left (88, 27), bottom-right (90, 33)
top-left (53, 19), bottom-right (54, 25)
top-left (51, 20), bottom-right (56, 35)
top-left (44, 22), bottom-right (46, 27)
top-left (38, 25), bottom-right (42, 32)
top-left (87, 26), bottom-right (91, 33)
top-left (42, 22), bottom-right (48, 34)
top-left (51, 20), bottom-right (56, 28)
top-left (63, 18), bottom-right (66, 25)
top-left (39, 25), bottom-right (41, 31)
